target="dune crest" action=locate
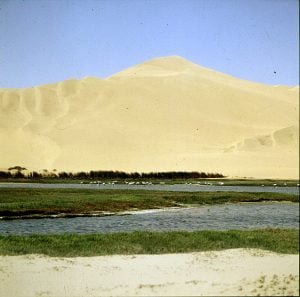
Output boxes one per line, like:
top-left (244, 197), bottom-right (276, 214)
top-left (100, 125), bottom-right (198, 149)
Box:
top-left (0, 56), bottom-right (299, 178)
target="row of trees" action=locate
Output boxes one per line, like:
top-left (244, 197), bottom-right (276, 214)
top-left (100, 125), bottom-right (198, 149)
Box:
top-left (60, 170), bottom-right (224, 179)
top-left (0, 168), bottom-right (224, 179)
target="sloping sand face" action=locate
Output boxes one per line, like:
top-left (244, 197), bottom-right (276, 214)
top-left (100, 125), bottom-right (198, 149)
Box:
top-left (0, 56), bottom-right (299, 178)
top-left (0, 249), bottom-right (298, 296)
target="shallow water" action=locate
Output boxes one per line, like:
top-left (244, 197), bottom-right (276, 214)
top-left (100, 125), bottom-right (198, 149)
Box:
top-left (0, 182), bottom-right (299, 194)
top-left (0, 203), bottom-right (298, 235)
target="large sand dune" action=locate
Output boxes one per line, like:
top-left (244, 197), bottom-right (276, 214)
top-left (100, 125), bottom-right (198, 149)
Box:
top-left (0, 56), bottom-right (298, 178)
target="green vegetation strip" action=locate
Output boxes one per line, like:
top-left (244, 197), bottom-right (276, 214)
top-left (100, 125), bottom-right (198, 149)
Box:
top-left (0, 188), bottom-right (298, 217)
top-left (0, 229), bottom-right (298, 256)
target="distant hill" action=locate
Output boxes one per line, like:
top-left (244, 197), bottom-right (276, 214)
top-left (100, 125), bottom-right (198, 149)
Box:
top-left (0, 56), bottom-right (298, 178)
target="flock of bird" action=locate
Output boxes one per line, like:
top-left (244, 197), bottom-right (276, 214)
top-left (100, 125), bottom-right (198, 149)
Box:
top-left (82, 181), bottom-right (300, 187)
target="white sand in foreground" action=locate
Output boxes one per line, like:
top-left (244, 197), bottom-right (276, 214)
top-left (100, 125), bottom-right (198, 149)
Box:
top-left (0, 249), bottom-right (298, 296)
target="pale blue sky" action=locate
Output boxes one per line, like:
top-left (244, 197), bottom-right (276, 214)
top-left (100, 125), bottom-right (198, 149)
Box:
top-left (0, 0), bottom-right (299, 88)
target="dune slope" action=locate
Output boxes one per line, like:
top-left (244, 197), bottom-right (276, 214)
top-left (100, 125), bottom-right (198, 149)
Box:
top-left (0, 56), bottom-right (299, 178)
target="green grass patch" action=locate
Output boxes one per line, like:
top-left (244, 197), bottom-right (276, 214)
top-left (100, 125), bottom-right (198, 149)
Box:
top-left (0, 229), bottom-right (298, 256)
top-left (0, 188), bottom-right (298, 217)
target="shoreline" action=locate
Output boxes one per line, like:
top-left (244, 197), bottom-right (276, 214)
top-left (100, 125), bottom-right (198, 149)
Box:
top-left (0, 186), bottom-right (298, 220)
top-left (0, 201), bottom-right (297, 220)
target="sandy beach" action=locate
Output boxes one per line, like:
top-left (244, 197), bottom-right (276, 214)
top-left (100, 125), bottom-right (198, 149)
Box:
top-left (0, 248), bottom-right (298, 296)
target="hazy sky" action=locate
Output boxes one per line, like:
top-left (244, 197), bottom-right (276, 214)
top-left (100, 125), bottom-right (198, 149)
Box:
top-left (0, 0), bottom-right (299, 88)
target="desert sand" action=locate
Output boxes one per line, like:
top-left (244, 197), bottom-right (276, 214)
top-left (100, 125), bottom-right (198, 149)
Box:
top-left (0, 56), bottom-right (299, 178)
top-left (0, 249), bottom-right (298, 296)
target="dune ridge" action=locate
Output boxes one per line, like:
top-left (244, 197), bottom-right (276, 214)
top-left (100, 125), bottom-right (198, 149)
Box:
top-left (0, 56), bottom-right (299, 178)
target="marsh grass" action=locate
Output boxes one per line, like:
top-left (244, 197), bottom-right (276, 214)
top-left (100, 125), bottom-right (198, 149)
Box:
top-left (0, 188), bottom-right (298, 217)
top-left (0, 229), bottom-right (298, 256)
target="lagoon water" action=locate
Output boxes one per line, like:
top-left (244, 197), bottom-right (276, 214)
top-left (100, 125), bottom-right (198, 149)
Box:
top-left (0, 183), bottom-right (299, 194)
top-left (0, 203), bottom-right (298, 235)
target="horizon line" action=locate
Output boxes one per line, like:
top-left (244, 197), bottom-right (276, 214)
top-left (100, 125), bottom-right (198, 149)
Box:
top-left (1, 55), bottom-right (299, 89)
